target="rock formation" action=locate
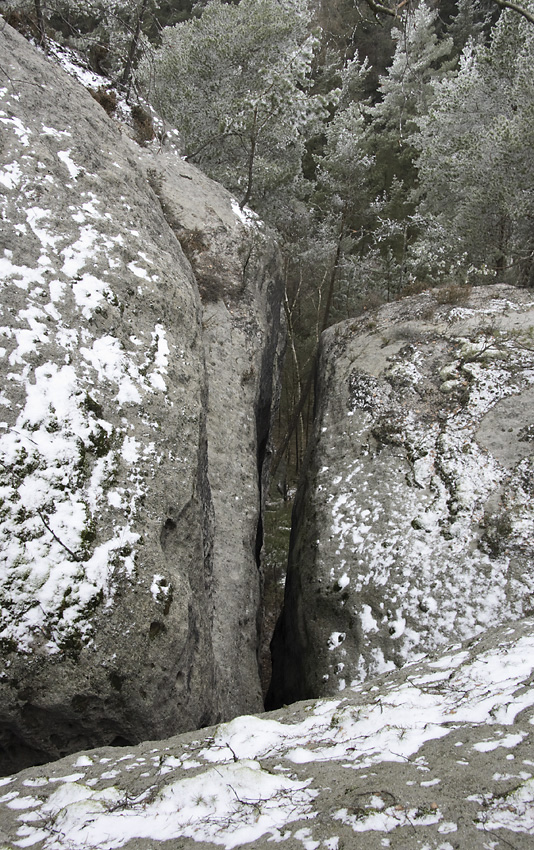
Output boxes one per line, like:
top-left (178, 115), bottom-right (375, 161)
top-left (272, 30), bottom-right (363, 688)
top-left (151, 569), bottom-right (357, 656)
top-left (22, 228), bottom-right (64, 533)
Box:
top-left (0, 22), bottom-right (283, 774)
top-left (1, 615), bottom-right (533, 849)
top-left (269, 285), bottom-right (534, 707)
top-left (140, 155), bottom-right (284, 718)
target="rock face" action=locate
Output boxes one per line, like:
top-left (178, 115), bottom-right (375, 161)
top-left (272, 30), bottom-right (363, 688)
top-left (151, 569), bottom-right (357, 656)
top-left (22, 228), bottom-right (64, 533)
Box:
top-left (269, 285), bottom-right (534, 707)
top-left (140, 155), bottom-right (284, 718)
top-left (1, 615), bottom-right (534, 849)
top-left (0, 23), bottom-right (283, 774)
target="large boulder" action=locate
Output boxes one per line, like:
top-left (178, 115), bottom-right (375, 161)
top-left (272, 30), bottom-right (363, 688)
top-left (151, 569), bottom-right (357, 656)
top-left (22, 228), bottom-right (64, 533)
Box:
top-left (269, 285), bottom-right (534, 706)
top-left (0, 22), bottom-right (282, 774)
top-left (0, 615), bottom-right (533, 849)
top-left (138, 154), bottom-right (284, 718)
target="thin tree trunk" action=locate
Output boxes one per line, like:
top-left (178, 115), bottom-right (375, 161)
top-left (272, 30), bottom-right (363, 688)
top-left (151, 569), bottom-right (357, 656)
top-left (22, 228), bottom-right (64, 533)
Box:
top-left (34, 0), bottom-right (46, 48)
top-left (121, 0), bottom-right (149, 92)
top-left (240, 108), bottom-right (258, 209)
top-left (271, 213), bottom-right (346, 480)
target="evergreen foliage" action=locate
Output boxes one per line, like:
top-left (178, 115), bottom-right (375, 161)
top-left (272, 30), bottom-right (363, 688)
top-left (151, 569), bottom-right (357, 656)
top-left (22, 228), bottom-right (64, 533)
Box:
top-left (359, 3), bottom-right (454, 299)
top-left (1, 0), bottom-right (193, 84)
top-left (3, 0), bottom-right (534, 476)
top-left (414, 3), bottom-right (534, 286)
top-left (142, 0), bottom-right (330, 212)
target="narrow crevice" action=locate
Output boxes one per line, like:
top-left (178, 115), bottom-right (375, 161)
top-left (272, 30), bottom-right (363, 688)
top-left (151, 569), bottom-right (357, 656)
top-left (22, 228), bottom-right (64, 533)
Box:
top-left (252, 268), bottom-right (285, 704)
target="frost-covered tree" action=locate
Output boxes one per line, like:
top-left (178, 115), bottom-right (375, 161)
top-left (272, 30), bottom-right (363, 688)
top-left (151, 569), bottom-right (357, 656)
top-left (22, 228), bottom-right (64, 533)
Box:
top-left (310, 54), bottom-right (375, 302)
top-left (314, 3), bottom-right (453, 302)
top-left (364, 1), bottom-right (453, 219)
top-left (362, 0), bottom-right (534, 26)
top-left (142, 0), bottom-right (328, 211)
top-left (413, 5), bottom-right (534, 285)
top-left (369, 2), bottom-right (454, 144)
top-left (1, 0), bottom-right (192, 86)
top-left (447, 0), bottom-right (494, 53)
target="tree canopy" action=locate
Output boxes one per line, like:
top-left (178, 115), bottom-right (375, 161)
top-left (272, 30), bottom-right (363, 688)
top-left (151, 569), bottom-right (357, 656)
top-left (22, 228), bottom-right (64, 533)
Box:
top-left (413, 3), bottom-right (534, 285)
top-left (143, 0), bottom-right (330, 211)
top-left (3, 0), bottom-right (534, 478)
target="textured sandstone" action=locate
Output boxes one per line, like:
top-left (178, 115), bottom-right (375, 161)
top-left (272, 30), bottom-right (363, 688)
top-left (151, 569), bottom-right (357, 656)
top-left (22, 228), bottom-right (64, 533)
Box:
top-left (138, 153), bottom-right (284, 719)
top-left (269, 285), bottom-right (534, 706)
top-left (1, 616), bottom-right (533, 849)
top-left (0, 23), bottom-right (283, 773)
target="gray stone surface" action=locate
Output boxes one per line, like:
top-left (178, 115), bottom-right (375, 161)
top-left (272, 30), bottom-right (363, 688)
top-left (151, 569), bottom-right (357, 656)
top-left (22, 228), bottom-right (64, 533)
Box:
top-left (0, 23), bottom-right (283, 773)
top-left (0, 615), bottom-right (533, 849)
top-left (269, 285), bottom-right (534, 707)
top-left (138, 152), bottom-right (284, 720)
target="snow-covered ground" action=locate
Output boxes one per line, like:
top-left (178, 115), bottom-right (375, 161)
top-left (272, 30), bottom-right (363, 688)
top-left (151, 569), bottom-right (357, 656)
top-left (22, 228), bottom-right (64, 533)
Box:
top-left (0, 616), bottom-right (533, 848)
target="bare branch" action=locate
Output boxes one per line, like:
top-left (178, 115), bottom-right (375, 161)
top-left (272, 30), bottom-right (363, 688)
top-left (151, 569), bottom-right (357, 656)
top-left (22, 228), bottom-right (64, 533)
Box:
top-left (362, 0), bottom-right (409, 18)
top-left (37, 510), bottom-right (82, 562)
top-left (363, 0), bottom-right (534, 25)
top-left (492, 0), bottom-right (534, 24)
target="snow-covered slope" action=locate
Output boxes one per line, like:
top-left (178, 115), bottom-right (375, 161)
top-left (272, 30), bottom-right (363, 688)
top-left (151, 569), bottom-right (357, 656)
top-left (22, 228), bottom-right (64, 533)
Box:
top-left (0, 616), bottom-right (533, 848)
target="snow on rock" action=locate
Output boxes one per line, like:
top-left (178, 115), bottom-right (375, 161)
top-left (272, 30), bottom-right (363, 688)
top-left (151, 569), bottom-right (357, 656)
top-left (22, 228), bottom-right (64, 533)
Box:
top-left (0, 616), bottom-right (533, 849)
top-left (269, 285), bottom-right (534, 707)
top-left (0, 22), bottom-right (283, 773)
top-left (0, 20), bottom-right (215, 772)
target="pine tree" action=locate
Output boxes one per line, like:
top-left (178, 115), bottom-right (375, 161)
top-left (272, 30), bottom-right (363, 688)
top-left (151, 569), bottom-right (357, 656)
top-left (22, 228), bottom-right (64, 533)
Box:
top-left (1, 0), bottom-right (193, 86)
top-left (413, 5), bottom-right (534, 285)
top-left (143, 0), bottom-right (328, 213)
top-left (314, 3), bottom-right (454, 302)
top-left (447, 0), bottom-right (494, 53)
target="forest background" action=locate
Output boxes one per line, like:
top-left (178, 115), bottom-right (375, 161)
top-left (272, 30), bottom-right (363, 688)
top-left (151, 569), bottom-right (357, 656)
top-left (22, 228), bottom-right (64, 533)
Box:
top-left (2, 0), bottom-right (534, 633)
